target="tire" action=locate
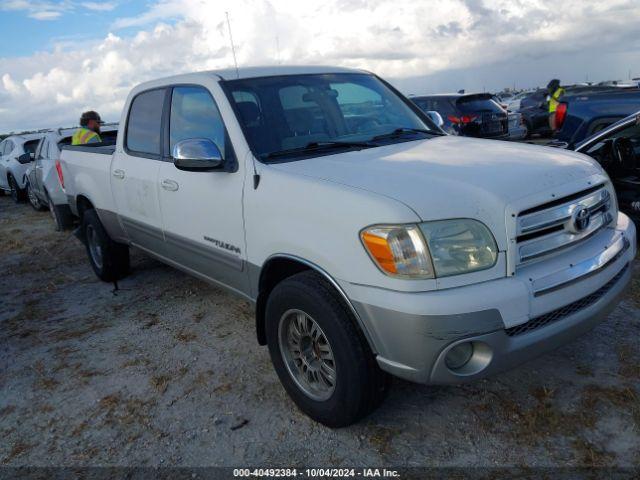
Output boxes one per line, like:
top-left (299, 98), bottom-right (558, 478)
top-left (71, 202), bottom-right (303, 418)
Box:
top-left (265, 271), bottom-right (389, 427)
top-left (522, 120), bottom-right (531, 140)
top-left (82, 208), bottom-right (130, 282)
top-left (8, 175), bottom-right (25, 203)
top-left (47, 194), bottom-right (74, 231)
top-left (26, 181), bottom-right (46, 211)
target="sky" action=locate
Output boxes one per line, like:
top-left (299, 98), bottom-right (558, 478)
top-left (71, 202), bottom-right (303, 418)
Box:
top-left (0, 0), bottom-right (639, 132)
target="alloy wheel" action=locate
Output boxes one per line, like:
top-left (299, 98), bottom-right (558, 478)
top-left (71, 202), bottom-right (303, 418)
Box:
top-left (278, 309), bottom-right (336, 401)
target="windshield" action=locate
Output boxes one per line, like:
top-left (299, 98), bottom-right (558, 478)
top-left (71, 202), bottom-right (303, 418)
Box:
top-left (223, 73), bottom-right (439, 161)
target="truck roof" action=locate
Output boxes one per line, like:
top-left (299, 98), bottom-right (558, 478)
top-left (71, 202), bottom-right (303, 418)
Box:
top-left (133, 65), bottom-right (368, 92)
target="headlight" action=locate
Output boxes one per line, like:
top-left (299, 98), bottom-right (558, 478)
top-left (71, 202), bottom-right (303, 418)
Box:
top-left (419, 219), bottom-right (498, 277)
top-left (361, 225), bottom-right (435, 278)
top-left (361, 220), bottom-right (498, 279)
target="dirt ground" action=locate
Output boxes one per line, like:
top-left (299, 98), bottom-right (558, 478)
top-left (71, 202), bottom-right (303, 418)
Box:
top-left (1, 195), bottom-right (639, 468)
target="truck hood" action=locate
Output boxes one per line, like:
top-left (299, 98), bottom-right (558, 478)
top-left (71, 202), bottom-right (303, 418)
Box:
top-left (271, 135), bottom-right (603, 244)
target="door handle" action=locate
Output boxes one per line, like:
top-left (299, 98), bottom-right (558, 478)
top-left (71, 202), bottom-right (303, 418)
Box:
top-left (112, 169), bottom-right (125, 179)
top-left (161, 179), bottom-right (179, 191)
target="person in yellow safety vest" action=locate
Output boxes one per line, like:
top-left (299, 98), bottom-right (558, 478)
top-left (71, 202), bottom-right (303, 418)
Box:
top-left (546, 79), bottom-right (565, 131)
top-left (72, 111), bottom-right (103, 145)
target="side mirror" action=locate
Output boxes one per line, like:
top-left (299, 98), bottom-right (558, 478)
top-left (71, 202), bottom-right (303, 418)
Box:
top-left (426, 111), bottom-right (444, 128)
top-left (17, 153), bottom-right (32, 164)
top-left (173, 138), bottom-right (224, 172)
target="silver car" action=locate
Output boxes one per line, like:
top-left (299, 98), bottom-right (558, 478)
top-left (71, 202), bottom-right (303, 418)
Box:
top-left (0, 133), bottom-right (44, 203)
top-left (24, 126), bottom-right (117, 230)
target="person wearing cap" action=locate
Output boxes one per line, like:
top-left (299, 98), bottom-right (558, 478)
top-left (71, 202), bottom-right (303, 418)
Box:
top-left (72, 111), bottom-right (103, 145)
top-left (546, 79), bottom-right (565, 131)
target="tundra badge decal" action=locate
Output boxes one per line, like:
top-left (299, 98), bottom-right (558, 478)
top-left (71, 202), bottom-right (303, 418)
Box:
top-left (204, 236), bottom-right (241, 255)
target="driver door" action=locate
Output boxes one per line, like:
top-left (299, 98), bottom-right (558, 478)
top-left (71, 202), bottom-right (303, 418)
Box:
top-left (157, 84), bottom-right (248, 295)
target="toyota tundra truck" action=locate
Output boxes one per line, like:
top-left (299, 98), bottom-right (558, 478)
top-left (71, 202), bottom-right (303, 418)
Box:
top-left (58, 66), bottom-right (636, 427)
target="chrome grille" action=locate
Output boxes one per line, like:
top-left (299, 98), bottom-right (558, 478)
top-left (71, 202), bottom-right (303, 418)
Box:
top-left (505, 263), bottom-right (628, 337)
top-left (516, 185), bottom-right (613, 264)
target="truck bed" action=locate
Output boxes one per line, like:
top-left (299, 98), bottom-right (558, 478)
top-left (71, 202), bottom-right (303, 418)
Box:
top-left (59, 144), bottom-right (116, 217)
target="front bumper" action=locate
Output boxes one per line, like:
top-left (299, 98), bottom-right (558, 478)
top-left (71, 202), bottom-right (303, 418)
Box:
top-left (340, 213), bottom-right (636, 384)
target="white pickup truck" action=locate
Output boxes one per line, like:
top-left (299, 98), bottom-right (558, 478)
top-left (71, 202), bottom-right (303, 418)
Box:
top-left (59, 66), bottom-right (636, 427)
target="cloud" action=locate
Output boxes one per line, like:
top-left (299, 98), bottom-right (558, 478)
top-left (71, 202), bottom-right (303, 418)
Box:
top-left (0, 0), bottom-right (72, 20)
top-left (28, 10), bottom-right (62, 19)
top-left (1, 0), bottom-right (639, 132)
top-left (82, 1), bottom-right (117, 11)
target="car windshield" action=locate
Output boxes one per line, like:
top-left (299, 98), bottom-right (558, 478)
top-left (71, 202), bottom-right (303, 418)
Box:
top-left (223, 73), bottom-right (440, 162)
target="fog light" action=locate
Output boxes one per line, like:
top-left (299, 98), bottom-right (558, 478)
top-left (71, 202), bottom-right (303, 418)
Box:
top-left (445, 342), bottom-right (474, 370)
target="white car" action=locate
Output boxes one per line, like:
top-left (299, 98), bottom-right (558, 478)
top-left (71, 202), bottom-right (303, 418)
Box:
top-left (59, 66), bottom-right (636, 426)
top-left (0, 133), bottom-right (44, 202)
top-left (24, 126), bottom-right (118, 229)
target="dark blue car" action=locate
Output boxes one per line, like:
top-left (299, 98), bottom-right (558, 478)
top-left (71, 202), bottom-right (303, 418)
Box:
top-left (554, 88), bottom-right (640, 148)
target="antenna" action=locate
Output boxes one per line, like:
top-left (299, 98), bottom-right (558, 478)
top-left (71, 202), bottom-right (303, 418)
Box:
top-left (225, 11), bottom-right (239, 79)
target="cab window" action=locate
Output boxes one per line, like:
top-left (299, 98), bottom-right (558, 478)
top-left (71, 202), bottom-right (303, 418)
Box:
top-left (126, 89), bottom-right (166, 156)
top-left (169, 86), bottom-right (232, 159)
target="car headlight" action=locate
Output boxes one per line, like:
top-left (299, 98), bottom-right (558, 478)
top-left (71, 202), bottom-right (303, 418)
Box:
top-left (419, 219), bottom-right (498, 277)
top-left (361, 219), bottom-right (498, 279)
top-left (361, 225), bottom-right (435, 278)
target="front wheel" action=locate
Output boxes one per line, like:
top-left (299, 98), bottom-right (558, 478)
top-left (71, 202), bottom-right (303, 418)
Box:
top-left (265, 271), bottom-right (389, 427)
top-left (27, 181), bottom-right (45, 211)
top-left (82, 209), bottom-right (130, 282)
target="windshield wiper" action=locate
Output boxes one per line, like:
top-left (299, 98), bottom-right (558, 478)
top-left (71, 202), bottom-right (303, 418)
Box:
top-left (370, 127), bottom-right (435, 142)
top-left (264, 140), bottom-right (375, 160)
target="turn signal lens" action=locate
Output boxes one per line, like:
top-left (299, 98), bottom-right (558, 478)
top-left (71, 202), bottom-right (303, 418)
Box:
top-left (361, 226), bottom-right (434, 279)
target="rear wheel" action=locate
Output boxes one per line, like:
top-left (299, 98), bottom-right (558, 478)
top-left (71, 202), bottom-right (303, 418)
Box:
top-left (27, 181), bottom-right (45, 211)
top-left (265, 271), bottom-right (389, 427)
top-left (82, 208), bottom-right (130, 282)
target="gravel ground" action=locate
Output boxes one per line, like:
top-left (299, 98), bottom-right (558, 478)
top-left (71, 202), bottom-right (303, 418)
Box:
top-left (1, 195), bottom-right (639, 468)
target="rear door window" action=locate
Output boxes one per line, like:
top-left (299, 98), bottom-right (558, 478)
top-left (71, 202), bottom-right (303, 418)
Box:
top-left (126, 88), bottom-right (166, 156)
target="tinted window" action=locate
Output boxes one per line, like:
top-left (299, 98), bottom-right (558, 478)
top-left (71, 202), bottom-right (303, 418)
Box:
top-left (169, 86), bottom-right (227, 156)
top-left (414, 98), bottom-right (456, 116)
top-left (126, 89), bottom-right (165, 155)
top-left (24, 140), bottom-right (39, 155)
top-left (456, 97), bottom-right (503, 113)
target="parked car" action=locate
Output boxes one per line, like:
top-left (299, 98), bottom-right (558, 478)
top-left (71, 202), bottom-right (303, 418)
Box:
top-left (504, 90), bottom-right (533, 112)
top-left (572, 112), bottom-right (640, 223)
top-left (411, 93), bottom-right (509, 138)
top-left (520, 86), bottom-right (640, 140)
top-left (507, 112), bottom-right (528, 140)
top-left (0, 133), bottom-right (44, 202)
top-left (553, 88), bottom-right (640, 147)
top-left (59, 66), bottom-right (636, 427)
top-left (24, 126), bottom-right (118, 229)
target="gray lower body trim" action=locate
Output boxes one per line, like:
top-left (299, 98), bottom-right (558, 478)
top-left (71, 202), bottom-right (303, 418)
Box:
top-left (358, 261), bottom-right (630, 385)
top-left (114, 214), bottom-right (252, 299)
top-left (134, 243), bottom-right (254, 303)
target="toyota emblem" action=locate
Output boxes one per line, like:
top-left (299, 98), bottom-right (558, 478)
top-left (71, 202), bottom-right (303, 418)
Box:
top-left (571, 206), bottom-right (591, 233)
